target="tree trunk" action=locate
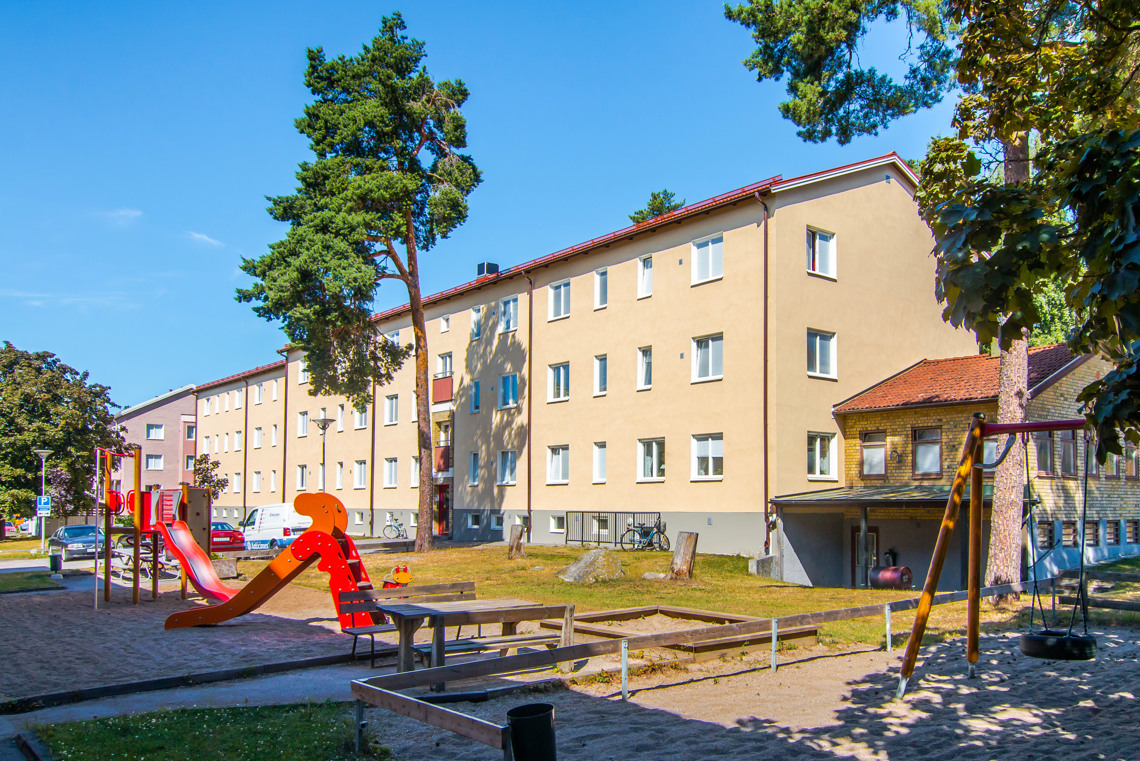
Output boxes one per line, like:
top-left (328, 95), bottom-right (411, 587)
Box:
top-left (985, 133), bottom-right (1031, 594)
top-left (407, 252), bottom-right (434, 553)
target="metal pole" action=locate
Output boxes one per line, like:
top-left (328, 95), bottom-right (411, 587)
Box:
top-left (770, 618), bottom-right (778, 672)
top-left (355, 700), bottom-right (365, 755)
top-left (620, 639), bottom-right (629, 701)
top-left (93, 449), bottom-right (100, 610)
top-left (885, 604), bottom-right (892, 652)
top-left (967, 453), bottom-right (983, 678)
top-left (39, 456), bottom-right (47, 554)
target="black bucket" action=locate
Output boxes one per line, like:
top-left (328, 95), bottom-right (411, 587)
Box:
top-left (506, 703), bottom-right (556, 761)
top-left (49, 554), bottom-right (63, 573)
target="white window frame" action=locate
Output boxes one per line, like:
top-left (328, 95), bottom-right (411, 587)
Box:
top-left (297, 411), bottom-right (309, 437)
top-left (354, 460), bottom-right (367, 489)
top-left (272, 379), bottom-right (279, 401)
top-left (335, 461), bottom-right (344, 490)
top-left (593, 442), bottom-right (607, 484)
top-left (808, 432), bottom-right (837, 480)
top-left (437, 352), bottom-right (453, 377)
top-left (807, 329), bottom-right (837, 379)
top-left (224, 394), bottom-right (229, 412)
top-left (234, 390), bottom-right (242, 409)
top-left (467, 512), bottom-right (482, 530)
top-left (594, 268), bottom-right (608, 309)
top-left (298, 366), bottom-right (309, 384)
top-left (253, 383), bottom-right (263, 405)
top-left (638, 438), bottom-right (665, 482)
top-left (491, 513), bottom-right (504, 531)
top-left (692, 334), bottom-right (724, 383)
top-left (410, 456), bottom-right (420, 488)
top-left (806, 227), bottom-right (837, 279)
top-left (637, 347), bottom-right (653, 390)
top-left (336, 404), bottom-right (344, 432)
top-left (296, 464), bottom-right (308, 491)
top-left (253, 427), bottom-right (262, 449)
top-left (145, 454), bottom-right (164, 471)
top-left (252, 471), bottom-right (262, 493)
top-left (202, 435), bottom-right (210, 453)
top-left (223, 434), bottom-right (228, 453)
top-left (468, 452), bottom-right (479, 486)
top-left (145, 424), bottom-right (164, 440)
top-left (470, 306), bottom-right (483, 339)
top-left (497, 450), bottom-right (517, 485)
top-left (470, 379), bottom-right (481, 413)
top-left (234, 430), bottom-right (242, 451)
top-left (637, 254), bottom-right (653, 298)
top-left (233, 472), bottom-right (241, 493)
top-left (185, 454), bottom-right (194, 471)
top-left (548, 363), bottom-right (569, 403)
top-left (499, 295), bottom-right (519, 333)
top-left (440, 314), bottom-right (450, 333)
top-left (692, 233), bottom-right (724, 284)
top-left (185, 424), bottom-right (195, 441)
top-left (385, 395), bottom-right (398, 425)
top-left (354, 407), bottom-right (367, 429)
top-left (271, 424), bottom-right (278, 447)
top-left (691, 433), bottom-right (724, 481)
top-left (550, 515), bottom-right (566, 534)
top-left (499, 373), bottom-right (519, 409)
top-left (383, 458), bottom-right (397, 488)
top-left (594, 355), bottom-right (607, 396)
top-left (547, 445), bottom-right (570, 484)
top-left (270, 470), bottom-right (277, 493)
top-left (549, 279), bottom-right (571, 321)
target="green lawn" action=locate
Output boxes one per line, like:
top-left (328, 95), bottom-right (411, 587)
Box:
top-left (0, 571), bottom-right (60, 593)
top-left (0, 536), bottom-right (45, 559)
top-left (36, 702), bottom-right (387, 761)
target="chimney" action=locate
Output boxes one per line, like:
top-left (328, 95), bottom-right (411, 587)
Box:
top-left (476, 262), bottom-right (499, 278)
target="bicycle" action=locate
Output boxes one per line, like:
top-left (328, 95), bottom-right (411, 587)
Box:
top-left (619, 518), bottom-right (670, 551)
top-left (382, 517), bottom-right (408, 540)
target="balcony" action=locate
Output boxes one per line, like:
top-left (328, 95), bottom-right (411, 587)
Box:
top-left (434, 445), bottom-right (452, 473)
top-left (432, 372), bottom-right (454, 404)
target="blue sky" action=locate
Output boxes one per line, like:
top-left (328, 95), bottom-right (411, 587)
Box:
top-left (0, 1), bottom-right (955, 408)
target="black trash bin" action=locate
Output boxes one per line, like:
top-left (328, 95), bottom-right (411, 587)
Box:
top-left (506, 703), bottom-right (556, 761)
top-left (49, 554), bottom-right (63, 573)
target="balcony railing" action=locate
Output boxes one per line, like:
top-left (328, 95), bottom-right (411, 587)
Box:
top-left (432, 372), bottom-right (454, 403)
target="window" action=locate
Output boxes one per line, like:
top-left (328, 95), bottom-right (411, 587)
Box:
top-left (202, 399), bottom-right (210, 416)
top-left (491, 513), bottom-right (504, 531)
top-left (272, 379), bottom-right (279, 401)
top-left (593, 442), bottom-right (606, 483)
top-left (271, 424), bottom-right (278, 447)
top-left (185, 424), bottom-right (195, 440)
top-left (385, 395), bottom-right (398, 425)
top-left (807, 330), bottom-right (836, 377)
top-left (223, 433), bottom-right (229, 453)
top-left (1058, 430), bottom-right (1077, 476)
top-left (385, 329), bottom-right (400, 346)
top-left (224, 394), bottom-right (229, 412)
top-left (298, 411), bottom-right (309, 437)
top-left (913, 427), bottom-right (942, 476)
top-left (384, 458), bottom-right (397, 488)
top-left (1037, 520), bottom-right (1054, 550)
top-left (638, 438), bottom-right (665, 481)
top-left (1034, 431), bottom-right (1054, 475)
top-left (234, 430), bottom-right (242, 451)
top-left (411, 456), bottom-right (420, 487)
top-left (253, 383), bottom-right (262, 404)
top-left (592, 515), bottom-right (610, 538)
top-left (1062, 520), bottom-right (1078, 547)
top-left (548, 363), bottom-right (569, 402)
top-left (354, 407), bottom-right (367, 429)
top-left (468, 452), bottom-right (479, 486)
top-left (185, 455), bottom-right (194, 471)
top-left (862, 431), bottom-right (887, 476)
top-left (549, 279), bottom-right (571, 320)
top-left (471, 306), bottom-right (483, 339)
top-left (469, 380), bottom-right (481, 413)
top-left (1107, 520), bottom-right (1120, 545)
top-left (213, 396), bottom-right (218, 414)
top-left (233, 473), bottom-right (241, 493)
top-left (807, 433), bottom-right (834, 479)
top-left (497, 450), bottom-right (517, 485)
top-left (982, 437), bottom-right (998, 466)
top-left (1127, 520), bottom-right (1139, 544)
top-left (637, 255), bottom-right (653, 298)
top-left (499, 373), bottom-right (519, 408)
top-left (234, 391), bottom-right (242, 409)
top-left (693, 434), bottom-right (724, 480)
top-left (1085, 520), bottom-right (1100, 547)
top-left (252, 471), bottom-right (262, 493)
top-left (548, 446), bottom-right (569, 484)
top-left (270, 470), bottom-right (277, 493)
top-left (637, 347), bottom-right (653, 390)
top-left (1106, 451), bottom-right (1120, 478)
top-left (145, 424), bottom-right (164, 440)
top-left (594, 355), bottom-right (607, 396)
top-left (335, 462), bottom-right (344, 490)
top-left (440, 314), bottom-right (450, 333)
top-left (297, 464), bottom-right (308, 490)
top-left (354, 460), bottom-right (366, 489)
top-left (213, 437), bottom-right (219, 454)
top-left (550, 515), bottom-right (566, 534)
top-left (806, 228), bottom-right (836, 277)
top-left (692, 234), bottom-right (724, 284)
top-left (1128, 444), bottom-right (1139, 479)
top-left (594, 268), bottom-right (608, 309)
top-left (336, 404), bottom-right (344, 432)
top-left (499, 295), bottom-right (518, 333)
top-left (145, 455), bottom-right (163, 471)
top-left (298, 366), bottom-right (309, 384)
top-left (467, 513), bottom-right (482, 530)
top-left (202, 436), bottom-right (210, 454)
top-left (408, 511), bottom-right (417, 527)
top-left (253, 427), bottom-right (262, 449)
top-left (437, 352), bottom-right (453, 377)
top-left (692, 334), bottom-right (724, 382)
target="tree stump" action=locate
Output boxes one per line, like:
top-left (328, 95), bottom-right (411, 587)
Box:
top-left (667, 531), bottom-right (698, 579)
top-left (507, 524), bottom-right (527, 559)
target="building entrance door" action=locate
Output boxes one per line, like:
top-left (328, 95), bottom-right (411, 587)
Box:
top-left (435, 485), bottom-right (451, 537)
top-left (850, 526), bottom-right (880, 588)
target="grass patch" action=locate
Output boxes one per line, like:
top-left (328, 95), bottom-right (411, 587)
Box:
top-left (240, 544), bottom-right (1033, 648)
top-left (36, 702), bottom-right (388, 761)
top-left (0, 571), bottom-right (60, 593)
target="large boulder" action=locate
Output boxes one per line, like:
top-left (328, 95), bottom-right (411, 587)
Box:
top-left (556, 549), bottom-right (624, 584)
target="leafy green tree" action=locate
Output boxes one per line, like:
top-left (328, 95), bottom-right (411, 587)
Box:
top-left (0, 342), bottom-right (124, 522)
top-left (237, 15), bottom-right (481, 551)
top-left (193, 455), bottom-right (230, 501)
top-left (629, 189), bottom-right (686, 223)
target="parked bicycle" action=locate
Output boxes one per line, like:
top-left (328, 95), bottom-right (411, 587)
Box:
top-left (619, 518), bottom-right (670, 551)
top-left (382, 517), bottom-right (408, 540)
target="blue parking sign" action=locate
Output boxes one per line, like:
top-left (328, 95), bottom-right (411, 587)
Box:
top-left (36, 496), bottom-right (51, 517)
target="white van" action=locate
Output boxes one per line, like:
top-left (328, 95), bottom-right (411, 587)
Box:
top-left (238, 503), bottom-right (313, 550)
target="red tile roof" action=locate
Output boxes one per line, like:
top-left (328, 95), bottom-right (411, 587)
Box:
top-left (196, 359), bottom-right (286, 392)
top-left (834, 344), bottom-right (1084, 413)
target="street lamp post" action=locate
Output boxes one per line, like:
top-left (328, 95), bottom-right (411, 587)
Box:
top-left (313, 418), bottom-right (335, 492)
top-left (32, 449), bottom-right (53, 554)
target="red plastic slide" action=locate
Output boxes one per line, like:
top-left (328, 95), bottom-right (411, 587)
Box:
top-left (154, 520), bottom-right (241, 602)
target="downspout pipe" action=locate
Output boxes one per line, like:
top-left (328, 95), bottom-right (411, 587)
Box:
top-left (241, 378), bottom-right (249, 524)
top-left (369, 377), bottom-right (377, 537)
top-left (524, 273), bottom-right (534, 542)
top-left (278, 348), bottom-right (289, 505)
top-left (755, 192), bottom-right (774, 556)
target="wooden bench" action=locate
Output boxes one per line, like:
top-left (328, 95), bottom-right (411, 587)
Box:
top-left (338, 581), bottom-right (477, 667)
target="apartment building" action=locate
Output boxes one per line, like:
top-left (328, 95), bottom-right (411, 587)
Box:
top-left (198, 153), bottom-right (979, 568)
top-left (114, 385), bottom-right (196, 493)
top-left (778, 345), bottom-right (1140, 589)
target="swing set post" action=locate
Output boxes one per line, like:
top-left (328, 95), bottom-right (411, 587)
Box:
top-left (967, 451), bottom-right (984, 677)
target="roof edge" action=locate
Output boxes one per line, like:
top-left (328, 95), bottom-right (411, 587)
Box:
top-left (196, 359), bottom-right (287, 392)
top-left (116, 385), bottom-right (196, 418)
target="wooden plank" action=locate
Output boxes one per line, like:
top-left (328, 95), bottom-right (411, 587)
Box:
top-left (1059, 570), bottom-right (1140, 584)
top-left (656, 605), bottom-right (760, 623)
top-left (563, 606), bottom-right (661, 623)
top-left (1059, 595), bottom-right (1140, 612)
top-left (667, 532), bottom-right (698, 580)
top-left (350, 682), bottom-right (506, 750)
top-left (341, 582), bottom-right (476, 601)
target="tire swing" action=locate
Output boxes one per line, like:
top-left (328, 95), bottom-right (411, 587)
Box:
top-left (1020, 432), bottom-right (1096, 662)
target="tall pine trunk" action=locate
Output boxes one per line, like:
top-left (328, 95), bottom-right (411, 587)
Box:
top-left (985, 133), bottom-right (1030, 591)
top-left (407, 249), bottom-right (434, 553)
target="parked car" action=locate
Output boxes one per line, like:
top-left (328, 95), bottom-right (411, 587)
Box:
top-left (48, 525), bottom-right (106, 562)
top-left (238, 503), bottom-right (311, 550)
top-left (3, 520), bottom-right (16, 536)
top-left (210, 522), bottom-right (245, 552)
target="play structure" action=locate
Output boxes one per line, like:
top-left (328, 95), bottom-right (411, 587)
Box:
top-left (896, 413), bottom-right (1097, 698)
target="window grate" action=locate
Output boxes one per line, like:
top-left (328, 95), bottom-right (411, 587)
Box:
top-left (565, 511), bottom-right (662, 546)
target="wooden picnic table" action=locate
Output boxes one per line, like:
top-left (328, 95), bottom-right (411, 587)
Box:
top-left (373, 598), bottom-right (568, 673)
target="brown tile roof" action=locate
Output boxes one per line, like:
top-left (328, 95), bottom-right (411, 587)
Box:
top-left (196, 359), bottom-right (286, 392)
top-left (834, 344), bottom-right (1083, 413)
